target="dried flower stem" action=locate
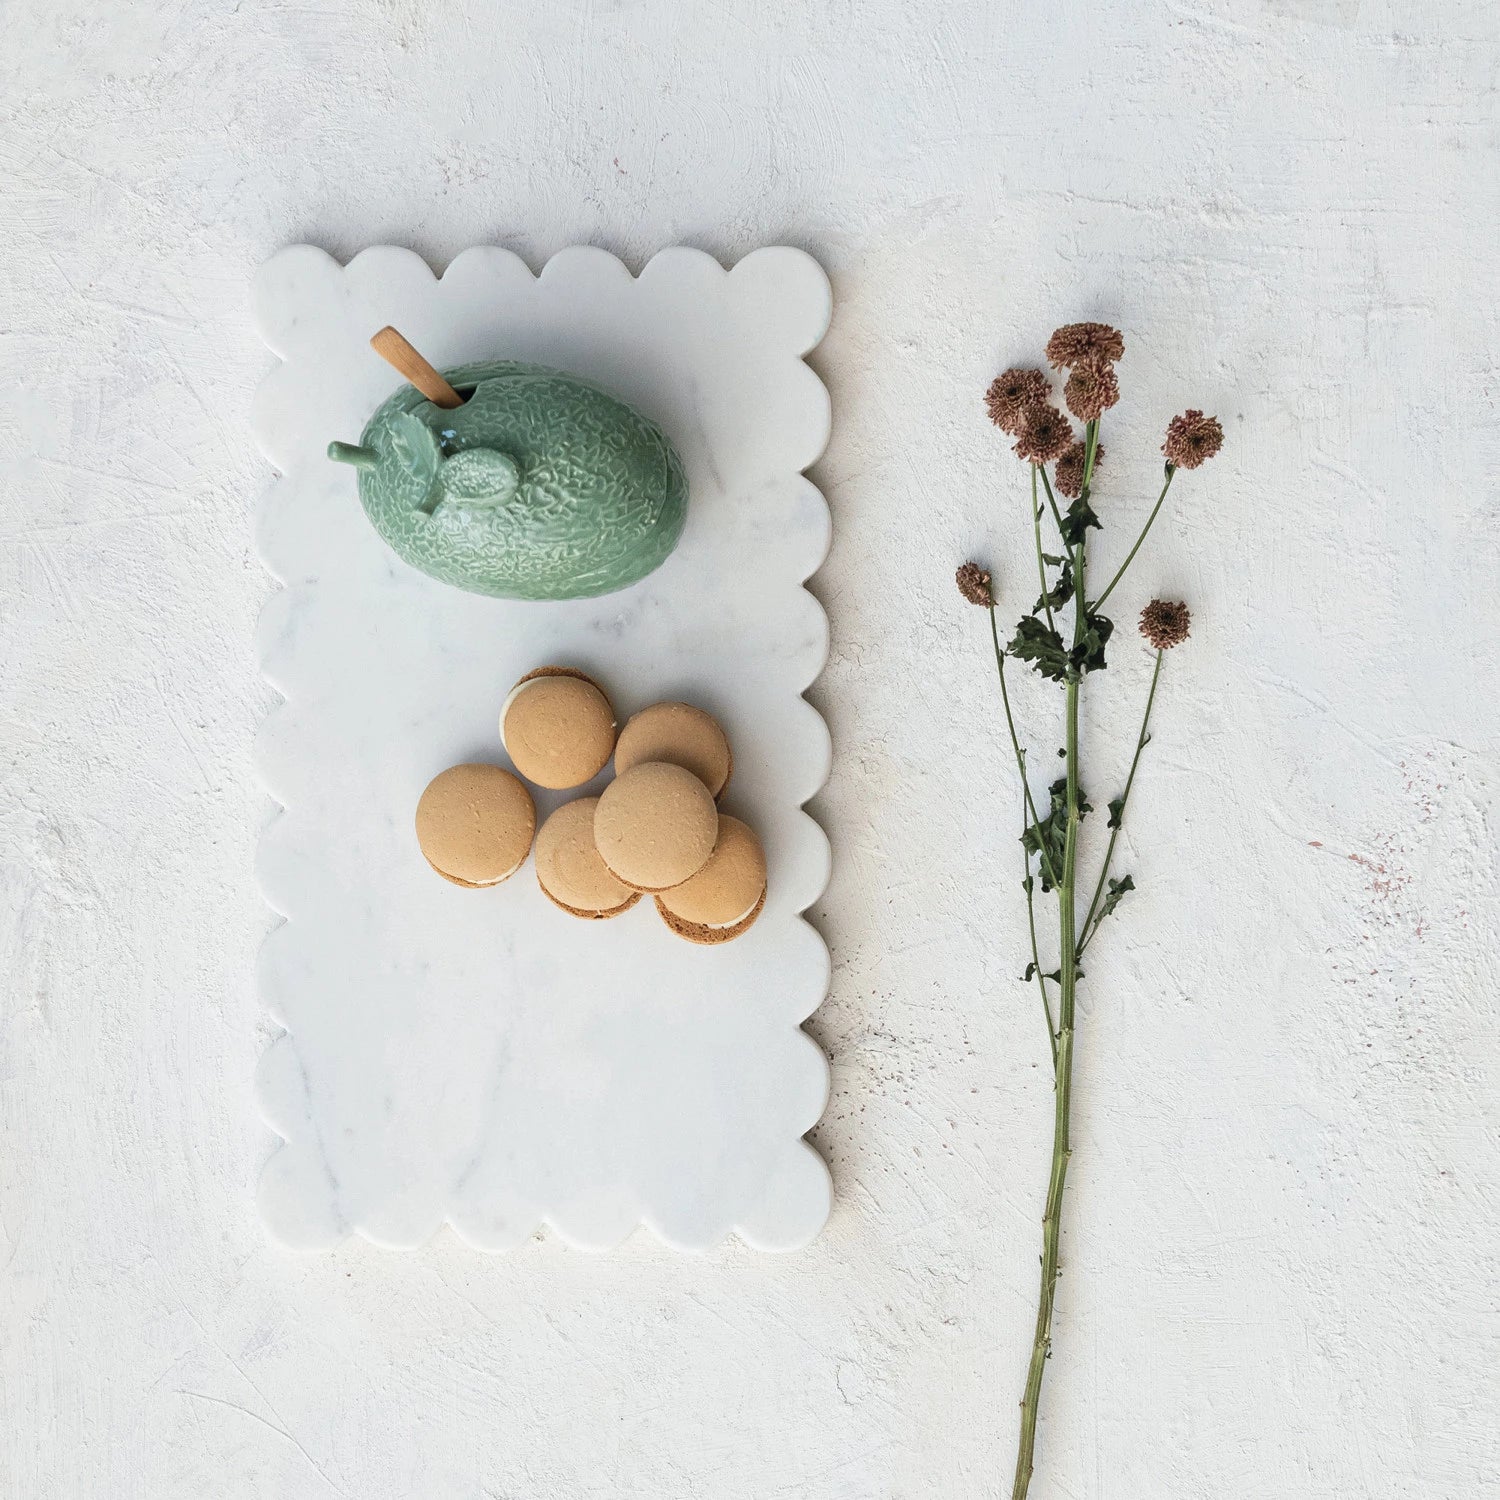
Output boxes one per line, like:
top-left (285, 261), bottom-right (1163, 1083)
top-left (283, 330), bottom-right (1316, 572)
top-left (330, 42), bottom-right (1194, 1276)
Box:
top-left (1081, 420), bottom-right (1100, 497)
top-left (1029, 465), bottom-right (1056, 635)
top-left (988, 605), bottom-right (1061, 893)
top-left (1022, 788), bottom-right (1058, 1069)
top-left (1091, 468), bottom-right (1175, 612)
top-left (1038, 465), bottom-right (1067, 536)
top-left (1078, 649), bottom-right (1162, 955)
top-left (1010, 416), bottom-right (1097, 1500)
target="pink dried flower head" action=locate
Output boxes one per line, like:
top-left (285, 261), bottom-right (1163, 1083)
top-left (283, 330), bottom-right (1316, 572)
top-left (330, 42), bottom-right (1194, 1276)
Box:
top-left (1140, 599), bottom-right (1191, 650)
top-left (1162, 410), bottom-right (1224, 469)
top-left (1063, 361), bottom-right (1120, 423)
top-left (1014, 404), bottom-right (1074, 465)
top-left (1045, 322), bottom-right (1125, 371)
top-left (956, 562), bottom-right (994, 607)
top-left (1054, 441), bottom-right (1104, 500)
top-left (985, 368), bottom-right (1050, 435)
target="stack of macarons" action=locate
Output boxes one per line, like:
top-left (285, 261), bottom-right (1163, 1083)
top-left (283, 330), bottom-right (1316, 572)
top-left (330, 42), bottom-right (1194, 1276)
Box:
top-left (414, 667), bottom-right (767, 944)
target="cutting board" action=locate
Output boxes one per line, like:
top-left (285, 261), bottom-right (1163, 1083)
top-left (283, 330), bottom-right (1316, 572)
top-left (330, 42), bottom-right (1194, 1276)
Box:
top-left (250, 243), bottom-right (833, 1252)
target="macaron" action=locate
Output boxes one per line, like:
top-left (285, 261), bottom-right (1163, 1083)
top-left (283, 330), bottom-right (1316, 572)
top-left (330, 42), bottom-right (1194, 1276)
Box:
top-left (500, 667), bottom-right (616, 790)
top-left (415, 763), bottom-right (536, 888)
top-left (593, 761), bottom-right (719, 892)
top-left (534, 797), bottom-right (641, 920)
top-left (655, 816), bottom-right (768, 944)
top-left (614, 701), bottom-right (733, 799)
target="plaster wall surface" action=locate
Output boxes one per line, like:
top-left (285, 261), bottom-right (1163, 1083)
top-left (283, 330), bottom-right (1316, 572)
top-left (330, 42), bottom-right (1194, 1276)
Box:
top-left (2, 2), bottom-right (1497, 1496)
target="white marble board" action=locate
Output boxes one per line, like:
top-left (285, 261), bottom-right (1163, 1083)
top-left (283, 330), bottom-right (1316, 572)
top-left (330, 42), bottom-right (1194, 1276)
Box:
top-left (250, 245), bottom-right (833, 1253)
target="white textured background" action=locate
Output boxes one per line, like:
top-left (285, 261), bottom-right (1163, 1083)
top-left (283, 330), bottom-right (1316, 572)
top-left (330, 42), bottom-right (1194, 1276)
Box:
top-left (2, 2), bottom-right (1497, 1497)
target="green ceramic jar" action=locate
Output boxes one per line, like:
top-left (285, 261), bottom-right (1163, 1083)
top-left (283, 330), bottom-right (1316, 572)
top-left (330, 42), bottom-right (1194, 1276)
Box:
top-left (329, 361), bottom-right (688, 601)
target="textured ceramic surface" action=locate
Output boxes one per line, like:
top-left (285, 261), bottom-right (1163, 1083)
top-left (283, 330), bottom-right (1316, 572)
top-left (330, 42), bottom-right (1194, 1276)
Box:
top-left (250, 243), bottom-right (833, 1252)
top-left (330, 360), bottom-right (688, 600)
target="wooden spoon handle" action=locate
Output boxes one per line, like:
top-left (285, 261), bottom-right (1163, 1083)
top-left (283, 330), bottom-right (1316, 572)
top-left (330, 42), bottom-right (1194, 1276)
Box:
top-left (370, 326), bottom-right (464, 409)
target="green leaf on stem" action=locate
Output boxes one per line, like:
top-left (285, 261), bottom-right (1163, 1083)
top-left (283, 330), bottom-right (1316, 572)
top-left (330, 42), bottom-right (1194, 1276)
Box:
top-left (1107, 795), bottom-right (1126, 829)
top-left (1022, 779), bottom-right (1068, 891)
top-left (1041, 552), bottom-right (1064, 566)
top-left (1069, 609), bottom-right (1114, 675)
top-left (1099, 874), bottom-right (1135, 921)
top-left (1034, 559), bottom-right (1075, 614)
top-left (1060, 493), bottom-right (1101, 547)
top-left (1008, 616), bottom-right (1070, 682)
top-left (1023, 777), bottom-right (1091, 891)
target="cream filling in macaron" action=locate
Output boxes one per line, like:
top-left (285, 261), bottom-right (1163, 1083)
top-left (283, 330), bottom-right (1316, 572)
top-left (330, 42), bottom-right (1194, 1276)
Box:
top-left (703, 894), bottom-right (763, 929)
top-left (498, 678), bottom-right (540, 755)
top-left (458, 849), bottom-right (529, 886)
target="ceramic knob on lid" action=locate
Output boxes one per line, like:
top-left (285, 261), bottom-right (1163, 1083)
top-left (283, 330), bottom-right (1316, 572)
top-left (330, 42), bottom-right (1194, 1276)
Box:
top-left (329, 360), bottom-right (688, 601)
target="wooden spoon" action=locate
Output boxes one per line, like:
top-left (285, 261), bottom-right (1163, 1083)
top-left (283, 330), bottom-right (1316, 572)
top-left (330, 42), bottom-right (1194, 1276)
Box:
top-left (370, 326), bottom-right (465, 409)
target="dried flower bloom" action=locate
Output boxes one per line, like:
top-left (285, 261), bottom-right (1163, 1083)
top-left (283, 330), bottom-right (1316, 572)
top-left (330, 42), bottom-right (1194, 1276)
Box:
top-left (1064, 361), bottom-right (1120, 423)
top-left (1140, 599), bottom-right (1191, 650)
top-left (1045, 322), bottom-right (1125, 371)
top-left (1054, 441), bottom-right (1104, 500)
top-left (956, 562), bottom-right (994, 607)
top-left (985, 368), bottom-right (1050, 434)
top-left (1162, 410), bottom-right (1224, 470)
top-left (1014, 404), bottom-right (1074, 465)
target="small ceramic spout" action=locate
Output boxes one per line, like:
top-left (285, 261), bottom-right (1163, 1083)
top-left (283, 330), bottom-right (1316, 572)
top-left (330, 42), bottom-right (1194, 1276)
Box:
top-left (328, 441), bottom-right (378, 469)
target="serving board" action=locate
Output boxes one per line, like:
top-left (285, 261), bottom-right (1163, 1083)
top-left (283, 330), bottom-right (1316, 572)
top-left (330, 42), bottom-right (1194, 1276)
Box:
top-left (250, 244), bottom-right (833, 1252)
